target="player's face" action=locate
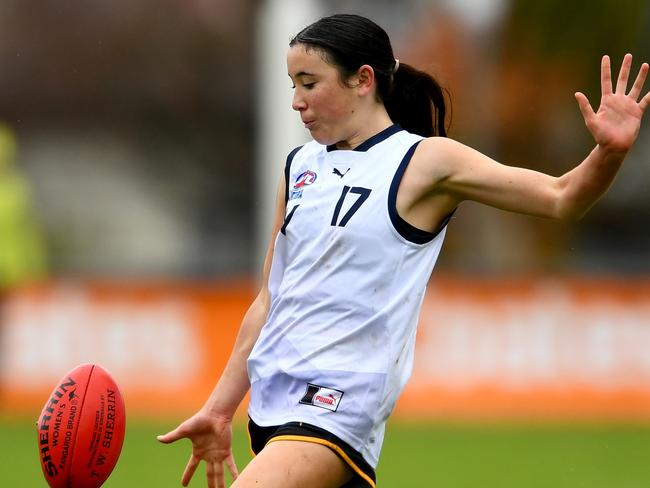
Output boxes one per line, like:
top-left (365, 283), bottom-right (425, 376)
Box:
top-left (287, 44), bottom-right (359, 145)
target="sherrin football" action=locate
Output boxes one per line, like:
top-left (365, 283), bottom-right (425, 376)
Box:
top-left (37, 363), bottom-right (126, 488)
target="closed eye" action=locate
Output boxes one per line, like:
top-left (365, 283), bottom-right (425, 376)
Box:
top-left (290, 82), bottom-right (316, 90)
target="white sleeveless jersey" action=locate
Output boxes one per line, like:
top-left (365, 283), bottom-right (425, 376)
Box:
top-left (247, 125), bottom-right (450, 467)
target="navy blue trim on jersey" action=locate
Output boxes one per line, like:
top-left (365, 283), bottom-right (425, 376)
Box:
top-left (280, 204), bottom-right (299, 236)
top-left (327, 124), bottom-right (402, 152)
top-left (388, 140), bottom-right (455, 244)
top-left (284, 146), bottom-right (303, 205)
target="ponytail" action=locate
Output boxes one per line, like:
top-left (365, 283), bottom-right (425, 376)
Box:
top-left (385, 63), bottom-right (449, 138)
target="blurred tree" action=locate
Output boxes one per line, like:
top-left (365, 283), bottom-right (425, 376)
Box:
top-left (497, 0), bottom-right (647, 167)
top-left (504, 0), bottom-right (646, 63)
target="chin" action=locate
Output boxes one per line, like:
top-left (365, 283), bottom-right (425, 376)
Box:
top-left (309, 128), bottom-right (337, 146)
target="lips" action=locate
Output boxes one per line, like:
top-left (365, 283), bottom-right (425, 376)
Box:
top-left (302, 119), bottom-right (315, 129)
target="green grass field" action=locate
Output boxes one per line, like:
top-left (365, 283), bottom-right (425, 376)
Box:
top-left (4, 417), bottom-right (649, 487)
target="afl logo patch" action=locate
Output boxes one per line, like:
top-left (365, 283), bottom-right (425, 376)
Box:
top-left (294, 170), bottom-right (317, 189)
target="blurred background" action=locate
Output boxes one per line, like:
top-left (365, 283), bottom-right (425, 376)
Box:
top-left (1, 0), bottom-right (650, 486)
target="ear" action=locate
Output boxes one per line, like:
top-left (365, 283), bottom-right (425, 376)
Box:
top-left (355, 64), bottom-right (375, 97)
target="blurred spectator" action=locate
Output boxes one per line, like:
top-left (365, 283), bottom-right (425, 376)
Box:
top-left (0, 122), bottom-right (47, 290)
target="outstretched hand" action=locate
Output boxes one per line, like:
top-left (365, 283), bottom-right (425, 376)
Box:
top-left (157, 410), bottom-right (239, 488)
top-left (575, 54), bottom-right (649, 153)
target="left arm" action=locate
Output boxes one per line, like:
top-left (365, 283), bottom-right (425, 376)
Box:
top-left (415, 54), bottom-right (649, 222)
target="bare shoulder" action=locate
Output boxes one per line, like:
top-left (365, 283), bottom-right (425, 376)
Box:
top-left (398, 136), bottom-right (465, 205)
top-left (396, 136), bottom-right (465, 231)
top-left (410, 136), bottom-right (471, 187)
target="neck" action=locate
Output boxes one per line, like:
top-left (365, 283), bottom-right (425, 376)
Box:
top-left (335, 105), bottom-right (393, 150)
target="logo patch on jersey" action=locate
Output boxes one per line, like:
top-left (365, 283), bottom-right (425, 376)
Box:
top-left (294, 170), bottom-right (317, 189)
top-left (290, 170), bottom-right (317, 200)
top-left (299, 383), bottom-right (344, 412)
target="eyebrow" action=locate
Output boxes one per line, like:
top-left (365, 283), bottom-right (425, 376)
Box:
top-left (288, 71), bottom-right (316, 79)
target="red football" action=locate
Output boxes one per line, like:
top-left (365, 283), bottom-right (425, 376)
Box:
top-left (37, 363), bottom-right (126, 488)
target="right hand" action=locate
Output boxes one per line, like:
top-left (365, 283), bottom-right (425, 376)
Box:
top-left (157, 409), bottom-right (239, 488)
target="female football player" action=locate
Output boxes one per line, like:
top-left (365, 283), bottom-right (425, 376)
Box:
top-left (158, 14), bottom-right (649, 488)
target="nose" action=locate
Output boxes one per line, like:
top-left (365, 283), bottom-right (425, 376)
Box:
top-left (292, 91), bottom-right (306, 112)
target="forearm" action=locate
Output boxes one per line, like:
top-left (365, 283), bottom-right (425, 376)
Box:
top-left (556, 144), bottom-right (626, 220)
top-left (201, 290), bottom-right (270, 419)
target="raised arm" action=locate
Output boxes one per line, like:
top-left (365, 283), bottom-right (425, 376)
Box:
top-left (157, 171), bottom-right (287, 488)
top-left (410, 54), bottom-right (649, 222)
